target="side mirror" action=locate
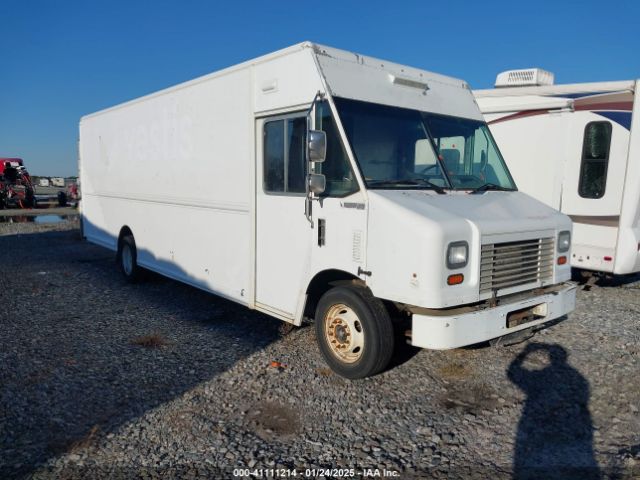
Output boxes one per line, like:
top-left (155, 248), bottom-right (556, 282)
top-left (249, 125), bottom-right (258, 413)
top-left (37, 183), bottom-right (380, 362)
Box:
top-left (308, 173), bottom-right (326, 195)
top-left (308, 130), bottom-right (326, 163)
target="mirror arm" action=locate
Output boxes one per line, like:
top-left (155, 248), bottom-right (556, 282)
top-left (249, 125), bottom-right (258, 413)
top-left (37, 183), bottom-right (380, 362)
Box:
top-left (305, 91), bottom-right (325, 227)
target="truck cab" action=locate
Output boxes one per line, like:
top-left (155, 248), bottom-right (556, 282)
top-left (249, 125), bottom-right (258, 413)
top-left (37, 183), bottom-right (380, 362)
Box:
top-left (255, 46), bottom-right (576, 378)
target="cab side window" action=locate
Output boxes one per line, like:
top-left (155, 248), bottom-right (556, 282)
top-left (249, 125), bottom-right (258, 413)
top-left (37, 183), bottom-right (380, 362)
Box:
top-left (315, 101), bottom-right (359, 197)
top-left (263, 116), bottom-right (306, 194)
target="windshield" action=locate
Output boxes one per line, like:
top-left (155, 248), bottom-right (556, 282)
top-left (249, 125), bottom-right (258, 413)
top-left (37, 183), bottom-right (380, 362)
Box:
top-left (334, 97), bottom-right (517, 191)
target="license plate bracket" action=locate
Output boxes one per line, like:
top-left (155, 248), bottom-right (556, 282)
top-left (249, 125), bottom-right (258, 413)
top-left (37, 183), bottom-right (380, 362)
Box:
top-left (506, 303), bottom-right (547, 329)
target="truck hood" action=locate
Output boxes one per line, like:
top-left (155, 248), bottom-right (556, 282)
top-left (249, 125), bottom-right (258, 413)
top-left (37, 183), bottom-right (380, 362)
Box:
top-left (365, 189), bottom-right (572, 308)
top-left (367, 190), bottom-right (570, 235)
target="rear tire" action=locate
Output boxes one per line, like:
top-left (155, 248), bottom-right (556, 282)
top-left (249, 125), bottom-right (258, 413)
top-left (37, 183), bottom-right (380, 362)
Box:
top-left (315, 285), bottom-right (394, 379)
top-left (118, 235), bottom-right (143, 283)
top-left (57, 191), bottom-right (68, 207)
top-left (25, 190), bottom-right (36, 208)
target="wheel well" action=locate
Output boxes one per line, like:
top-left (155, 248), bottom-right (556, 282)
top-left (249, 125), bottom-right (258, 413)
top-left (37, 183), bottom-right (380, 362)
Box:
top-left (304, 269), bottom-right (366, 319)
top-left (117, 226), bottom-right (133, 253)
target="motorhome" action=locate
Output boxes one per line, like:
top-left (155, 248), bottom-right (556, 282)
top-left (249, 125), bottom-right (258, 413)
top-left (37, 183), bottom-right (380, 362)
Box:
top-left (51, 177), bottom-right (65, 187)
top-left (475, 70), bottom-right (639, 275)
top-left (80, 43), bottom-right (576, 378)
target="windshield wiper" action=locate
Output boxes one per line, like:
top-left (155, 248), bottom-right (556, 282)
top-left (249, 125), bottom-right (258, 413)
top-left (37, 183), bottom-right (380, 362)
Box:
top-left (368, 178), bottom-right (446, 194)
top-left (470, 183), bottom-right (515, 194)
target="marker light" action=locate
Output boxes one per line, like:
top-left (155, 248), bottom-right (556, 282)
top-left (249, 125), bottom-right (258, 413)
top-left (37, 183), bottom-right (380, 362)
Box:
top-left (557, 256), bottom-right (567, 265)
top-left (447, 274), bottom-right (464, 285)
top-left (557, 231), bottom-right (571, 253)
top-left (446, 241), bottom-right (469, 269)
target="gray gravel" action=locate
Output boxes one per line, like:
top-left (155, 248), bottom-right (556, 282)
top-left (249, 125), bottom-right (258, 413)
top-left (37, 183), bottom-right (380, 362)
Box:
top-left (1, 219), bottom-right (639, 479)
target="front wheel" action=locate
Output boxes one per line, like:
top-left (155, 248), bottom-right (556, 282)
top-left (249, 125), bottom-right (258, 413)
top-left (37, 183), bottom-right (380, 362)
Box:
top-left (315, 285), bottom-right (394, 379)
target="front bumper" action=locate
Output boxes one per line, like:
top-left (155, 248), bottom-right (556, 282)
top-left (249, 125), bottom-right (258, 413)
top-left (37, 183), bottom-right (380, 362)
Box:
top-left (411, 282), bottom-right (577, 349)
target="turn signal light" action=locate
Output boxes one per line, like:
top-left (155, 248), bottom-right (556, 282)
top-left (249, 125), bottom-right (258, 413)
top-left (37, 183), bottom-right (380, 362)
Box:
top-left (557, 256), bottom-right (567, 265)
top-left (447, 274), bottom-right (464, 285)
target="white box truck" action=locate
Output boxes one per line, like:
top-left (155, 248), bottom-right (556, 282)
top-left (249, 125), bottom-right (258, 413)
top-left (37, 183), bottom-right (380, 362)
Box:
top-left (79, 43), bottom-right (577, 378)
top-left (475, 70), bottom-right (640, 275)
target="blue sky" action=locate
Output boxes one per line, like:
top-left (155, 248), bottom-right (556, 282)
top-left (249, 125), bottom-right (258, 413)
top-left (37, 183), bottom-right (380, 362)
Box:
top-left (1, 0), bottom-right (638, 176)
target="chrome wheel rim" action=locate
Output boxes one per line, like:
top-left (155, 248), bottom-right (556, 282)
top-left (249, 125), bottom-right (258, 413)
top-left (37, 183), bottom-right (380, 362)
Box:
top-left (324, 303), bottom-right (364, 363)
top-left (122, 244), bottom-right (133, 276)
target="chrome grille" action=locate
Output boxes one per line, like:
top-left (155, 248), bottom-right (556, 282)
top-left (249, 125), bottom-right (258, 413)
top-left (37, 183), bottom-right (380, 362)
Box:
top-left (480, 238), bottom-right (554, 294)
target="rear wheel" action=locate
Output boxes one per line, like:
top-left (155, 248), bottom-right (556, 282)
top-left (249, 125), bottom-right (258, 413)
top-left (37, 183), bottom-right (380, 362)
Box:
top-left (57, 191), bottom-right (68, 207)
top-left (25, 189), bottom-right (36, 208)
top-left (118, 235), bottom-right (143, 283)
top-left (315, 285), bottom-right (394, 379)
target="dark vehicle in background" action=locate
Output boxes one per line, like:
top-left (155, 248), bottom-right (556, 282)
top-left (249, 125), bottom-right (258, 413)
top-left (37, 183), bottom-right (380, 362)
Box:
top-left (0, 158), bottom-right (36, 209)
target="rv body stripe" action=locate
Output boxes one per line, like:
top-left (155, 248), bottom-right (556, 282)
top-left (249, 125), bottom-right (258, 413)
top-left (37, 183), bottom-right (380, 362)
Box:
top-left (488, 89), bottom-right (634, 128)
top-left (488, 107), bottom-right (632, 131)
top-left (574, 101), bottom-right (633, 111)
top-left (592, 111), bottom-right (632, 130)
top-left (550, 92), bottom-right (603, 99)
top-left (487, 109), bottom-right (549, 125)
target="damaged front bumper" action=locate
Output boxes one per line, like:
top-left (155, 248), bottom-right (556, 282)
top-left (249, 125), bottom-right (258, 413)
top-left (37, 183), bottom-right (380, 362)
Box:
top-left (410, 282), bottom-right (577, 349)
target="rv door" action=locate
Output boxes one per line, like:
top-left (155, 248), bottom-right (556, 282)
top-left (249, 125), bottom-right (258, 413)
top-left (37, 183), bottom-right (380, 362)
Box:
top-left (560, 115), bottom-right (629, 270)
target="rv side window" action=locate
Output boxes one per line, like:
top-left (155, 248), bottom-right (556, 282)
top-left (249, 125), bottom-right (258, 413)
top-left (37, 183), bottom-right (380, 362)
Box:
top-left (578, 122), bottom-right (612, 199)
top-left (263, 117), bottom-right (306, 194)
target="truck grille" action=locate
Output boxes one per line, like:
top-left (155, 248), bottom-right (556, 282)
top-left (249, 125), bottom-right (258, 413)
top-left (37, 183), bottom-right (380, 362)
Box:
top-left (480, 238), bottom-right (554, 295)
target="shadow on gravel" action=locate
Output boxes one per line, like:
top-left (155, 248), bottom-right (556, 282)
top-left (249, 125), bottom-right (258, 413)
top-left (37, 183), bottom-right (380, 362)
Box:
top-left (596, 273), bottom-right (640, 288)
top-left (572, 269), bottom-right (640, 289)
top-left (0, 227), bottom-right (282, 478)
top-left (387, 316), bottom-right (421, 371)
top-left (508, 343), bottom-right (600, 480)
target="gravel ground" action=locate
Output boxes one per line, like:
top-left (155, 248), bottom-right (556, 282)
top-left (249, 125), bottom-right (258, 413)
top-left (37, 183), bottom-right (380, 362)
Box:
top-left (1, 219), bottom-right (639, 479)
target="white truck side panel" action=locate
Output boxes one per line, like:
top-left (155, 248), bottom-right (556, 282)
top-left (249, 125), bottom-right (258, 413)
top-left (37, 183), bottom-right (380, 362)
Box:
top-left (80, 67), bottom-right (254, 303)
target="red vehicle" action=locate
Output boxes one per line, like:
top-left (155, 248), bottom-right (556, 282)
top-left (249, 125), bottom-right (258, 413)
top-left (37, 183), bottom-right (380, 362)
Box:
top-left (0, 157), bottom-right (36, 209)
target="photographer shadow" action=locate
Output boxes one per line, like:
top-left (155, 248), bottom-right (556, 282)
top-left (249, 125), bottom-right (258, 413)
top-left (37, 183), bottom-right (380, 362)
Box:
top-left (508, 343), bottom-right (600, 480)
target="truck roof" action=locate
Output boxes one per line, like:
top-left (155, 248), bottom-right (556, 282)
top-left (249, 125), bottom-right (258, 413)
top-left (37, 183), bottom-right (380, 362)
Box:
top-left (82, 42), bottom-right (476, 122)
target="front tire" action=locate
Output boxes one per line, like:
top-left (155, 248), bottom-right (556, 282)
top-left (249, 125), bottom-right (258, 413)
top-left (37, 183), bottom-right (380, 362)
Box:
top-left (315, 285), bottom-right (394, 379)
top-left (118, 235), bottom-right (143, 283)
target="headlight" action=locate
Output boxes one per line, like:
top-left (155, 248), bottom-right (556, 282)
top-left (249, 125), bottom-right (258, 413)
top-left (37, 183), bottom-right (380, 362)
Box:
top-left (558, 231), bottom-right (571, 253)
top-left (447, 241), bottom-right (469, 269)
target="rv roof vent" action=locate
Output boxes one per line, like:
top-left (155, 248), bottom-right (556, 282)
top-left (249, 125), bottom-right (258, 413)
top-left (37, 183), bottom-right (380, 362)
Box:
top-left (495, 68), bottom-right (554, 88)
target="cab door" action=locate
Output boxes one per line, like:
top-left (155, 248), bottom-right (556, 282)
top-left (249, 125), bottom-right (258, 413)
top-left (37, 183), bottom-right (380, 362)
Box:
top-left (309, 100), bottom-right (367, 281)
top-left (255, 113), bottom-right (312, 320)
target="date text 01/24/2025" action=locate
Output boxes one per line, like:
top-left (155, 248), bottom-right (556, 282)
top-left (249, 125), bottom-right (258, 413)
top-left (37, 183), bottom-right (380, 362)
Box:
top-left (232, 468), bottom-right (400, 478)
